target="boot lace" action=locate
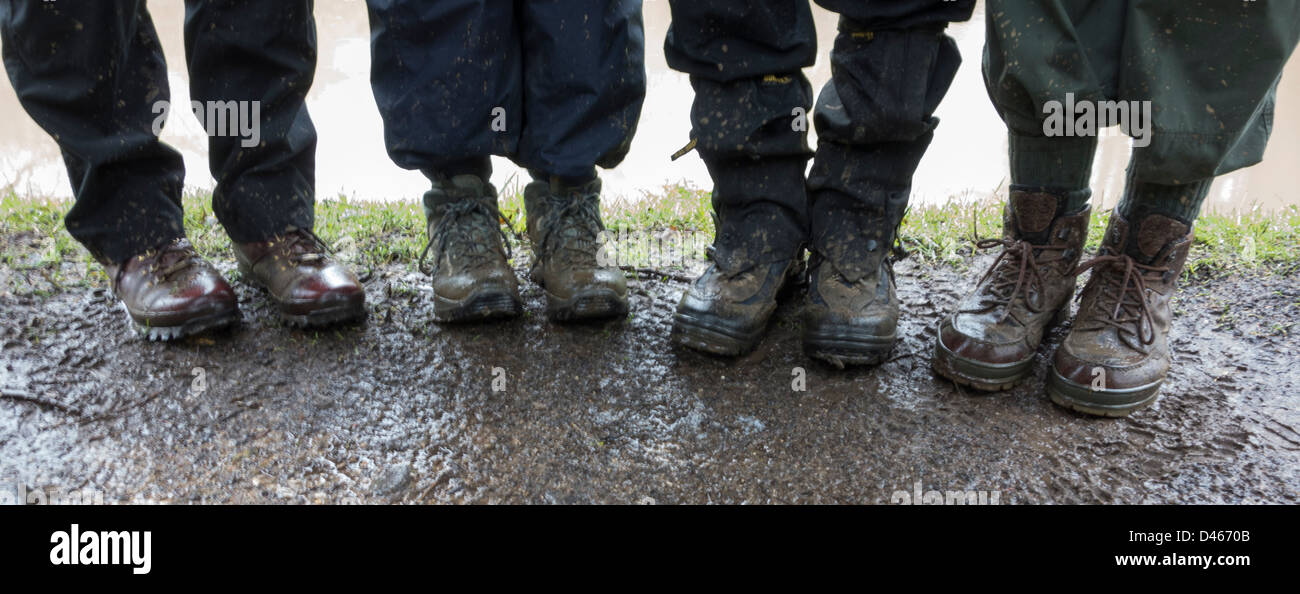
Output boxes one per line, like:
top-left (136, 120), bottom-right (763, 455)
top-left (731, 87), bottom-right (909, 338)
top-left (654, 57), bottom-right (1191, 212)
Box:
top-left (1072, 253), bottom-right (1166, 346)
top-left (419, 199), bottom-right (513, 276)
top-left (962, 237), bottom-right (1071, 323)
top-left (145, 239), bottom-right (200, 283)
top-left (279, 228), bottom-right (333, 266)
top-left (537, 195), bottom-right (602, 268)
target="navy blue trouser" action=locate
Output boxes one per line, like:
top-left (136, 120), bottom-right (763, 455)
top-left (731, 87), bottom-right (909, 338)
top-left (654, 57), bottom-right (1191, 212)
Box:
top-left (0, 0), bottom-right (318, 264)
top-left (666, 0), bottom-right (973, 258)
top-left (365, 0), bottom-right (646, 185)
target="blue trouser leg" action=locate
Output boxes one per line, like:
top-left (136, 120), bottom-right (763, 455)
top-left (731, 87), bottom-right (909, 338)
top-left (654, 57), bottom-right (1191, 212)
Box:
top-left (517, 0), bottom-right (646, 183)
top-left (365, 0), bottom-right (522, 182)
top-left (366, 0), bottom-right (646, 186)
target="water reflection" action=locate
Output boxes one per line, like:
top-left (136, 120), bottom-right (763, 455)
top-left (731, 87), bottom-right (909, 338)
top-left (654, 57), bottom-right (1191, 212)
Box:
top-left (0, 0), bottom-right (1295, 212)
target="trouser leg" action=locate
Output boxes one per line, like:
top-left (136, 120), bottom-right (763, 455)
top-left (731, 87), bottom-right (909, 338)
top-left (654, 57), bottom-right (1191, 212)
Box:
top-left (665, 0), bottom-right (817, 261)
top-left (183, 0), bottom-right (319, 243)
top-left (365, 0), bottom-right (520, 183)
top-left (0, 0), bottom-right (185, 264)
top-left (517, 0), bottom-right (646, 185)
top-left (807, 0), bottom-right (973, 250)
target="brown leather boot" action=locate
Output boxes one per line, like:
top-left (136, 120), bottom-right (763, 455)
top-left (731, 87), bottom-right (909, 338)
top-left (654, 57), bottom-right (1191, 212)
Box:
top-left (233, 229), bottom-right (366, 328)
top-left (104, 238), bottom-right (240, 341)
top-left (933, 191), bottom-right (1090, 390)
top-left (1047, 210), bottom-right (1194, 417)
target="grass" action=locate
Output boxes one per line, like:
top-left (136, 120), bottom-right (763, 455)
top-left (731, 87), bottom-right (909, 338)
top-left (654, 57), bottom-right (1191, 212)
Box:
top-left (2, 184), bottom-right (1298, 289)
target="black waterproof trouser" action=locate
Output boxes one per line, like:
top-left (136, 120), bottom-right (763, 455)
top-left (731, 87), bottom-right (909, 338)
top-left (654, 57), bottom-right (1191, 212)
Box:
top-left (0, 0), bottom-right (318, 264)
top-left (665, 0), bottom-right (974, 261)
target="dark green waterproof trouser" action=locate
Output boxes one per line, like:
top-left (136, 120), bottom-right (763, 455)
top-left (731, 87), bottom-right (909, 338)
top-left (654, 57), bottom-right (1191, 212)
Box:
top-left (984, 0), bottom-right (1300, 189)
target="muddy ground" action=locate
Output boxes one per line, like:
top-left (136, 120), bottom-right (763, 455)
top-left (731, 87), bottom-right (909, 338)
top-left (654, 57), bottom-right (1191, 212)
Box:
top-left (1, 240), bottom-right (1298, 504)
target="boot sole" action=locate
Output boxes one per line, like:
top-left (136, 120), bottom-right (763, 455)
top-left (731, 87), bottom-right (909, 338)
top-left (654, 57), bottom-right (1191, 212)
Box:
top-left (803, 330), bottom-right (897, 368)
top-left (128, 305), bottom-right (241, 342)
top-left (1045, 370), bottom-right (1162, 417)
top-left (434, 290), bottom-right (522, 323)
top-left (282, 300), bottom-right (367, 329)
top-left (546, 288), bottom-right (628, 322)
top-left (672, 311), bottom-right (764, 356)
top-left (931, 335), bottom-right (1033, 392)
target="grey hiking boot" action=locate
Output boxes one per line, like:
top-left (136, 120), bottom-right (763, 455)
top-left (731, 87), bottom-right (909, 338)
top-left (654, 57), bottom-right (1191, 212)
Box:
top-left (419, 175), bottom-right (521, 322)
top-left (523, 178), bottom-right (628, 321)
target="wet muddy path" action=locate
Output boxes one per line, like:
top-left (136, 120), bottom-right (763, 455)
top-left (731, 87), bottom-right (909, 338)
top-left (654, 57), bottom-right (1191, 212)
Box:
top-left (2, 247), bottom-right (1298, 504)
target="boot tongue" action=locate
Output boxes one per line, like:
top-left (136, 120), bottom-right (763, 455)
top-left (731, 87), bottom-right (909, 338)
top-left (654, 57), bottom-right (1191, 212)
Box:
top-left (1008, 191), bottom-right (1063, 244)
top-left (1129, 213), bottom-right (1191, 266)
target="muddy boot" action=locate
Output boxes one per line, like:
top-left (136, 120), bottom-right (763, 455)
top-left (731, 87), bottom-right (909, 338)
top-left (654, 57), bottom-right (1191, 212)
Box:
top-left (1047, 211), bottom-right (1193, 416)
top-left (673, 206), bottom-right (804, 356)
top-left (104, 238), bottom-right (241, 341)
top-left (933, 191), bottom-right (1091, 390)
top-left (419, 175), bottom-right (521, 322)
top-left (801, 192), bottom-right (908, 367)
top-left (523, 178), bottom-right (628, 321)
top-left (234, 229), bottom-right (366, 328)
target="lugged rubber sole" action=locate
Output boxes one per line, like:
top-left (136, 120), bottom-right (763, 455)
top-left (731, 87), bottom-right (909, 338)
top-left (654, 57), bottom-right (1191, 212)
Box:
top-left (129, 306), bottom-right (241, 342)
top-left (931, 334), bottom-right (1034, 392)
top-left (434, 290), bottom-right (522, 322)
top-left (803, 330), bottom-right (897, 368)
top-left (672, 311), bottom-right (764, 356)
top-left (546, 288), bottom-right (628, 322)
top-left (282, 301), bottom-right (367, 328)
top-left (1045, 369), bottom-right (1162, 417)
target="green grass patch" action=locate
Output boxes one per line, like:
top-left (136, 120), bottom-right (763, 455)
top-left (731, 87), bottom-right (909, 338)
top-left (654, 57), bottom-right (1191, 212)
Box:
top-left (2, 185), bottom-right (1297, 283)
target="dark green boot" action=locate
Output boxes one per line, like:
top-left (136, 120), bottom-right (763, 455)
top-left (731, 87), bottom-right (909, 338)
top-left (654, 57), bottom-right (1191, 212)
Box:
top-left (419, 175), bottom-right (521, 322)
top-left (524, 178), bottom-right (628, 321)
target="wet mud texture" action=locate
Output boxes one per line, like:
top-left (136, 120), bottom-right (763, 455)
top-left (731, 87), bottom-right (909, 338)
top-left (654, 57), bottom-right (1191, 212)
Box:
top-left (2, 249), bottom-right (1298, 504)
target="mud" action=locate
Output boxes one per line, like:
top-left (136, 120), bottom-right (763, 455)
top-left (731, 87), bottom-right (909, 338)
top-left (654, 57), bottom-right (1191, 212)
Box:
top-left (2, 241), bottom-right (1298, 504)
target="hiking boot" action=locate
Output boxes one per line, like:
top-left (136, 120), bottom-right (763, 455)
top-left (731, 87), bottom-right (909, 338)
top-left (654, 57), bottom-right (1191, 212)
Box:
top-left (104, 238), bottom-right (240, 341)
top-left (801, 191), bottom-right (908, 368)
top-left (1047, 210), bottom-right (1193, 417)
top-left (524, 178), bottom-right (627, 321)
top-left (234, 228), bottom-right (366, 328)
top-left (673, 206), bottom-right (804, 356)
top-left (933, 190), bottom-right (1091, 390)
top-left (419, 175), bottom-right (521, 322)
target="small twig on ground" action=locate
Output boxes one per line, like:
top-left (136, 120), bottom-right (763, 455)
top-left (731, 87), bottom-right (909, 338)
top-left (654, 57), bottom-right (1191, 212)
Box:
top-left (886, 351), bottom-right (915, 364)
top-left (0, 388), bottom-right (85, 418)
top-left (621, 266), bottom-right (694, 284)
